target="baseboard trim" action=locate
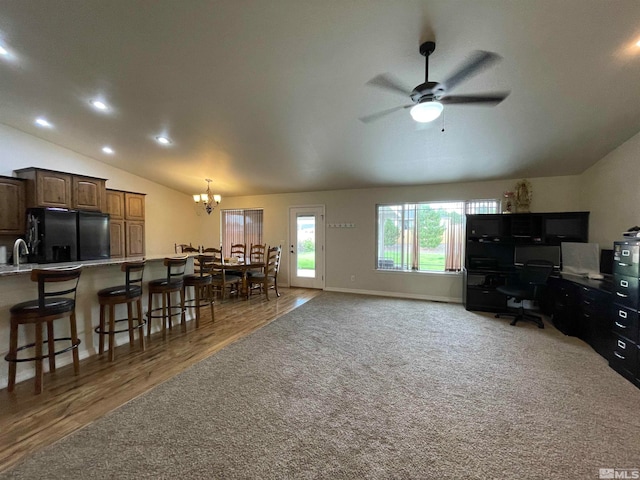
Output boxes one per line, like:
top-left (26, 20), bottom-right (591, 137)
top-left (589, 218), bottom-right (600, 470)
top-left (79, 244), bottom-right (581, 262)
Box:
top-left (323, 287), bottom-right (461, 303)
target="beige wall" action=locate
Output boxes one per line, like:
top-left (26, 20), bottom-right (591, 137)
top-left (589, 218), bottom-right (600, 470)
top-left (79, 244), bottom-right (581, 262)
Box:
top-left (7, 121), bottom-right (637, 303)
top-left (579, 130), bottom-right (640, 248)
top-left (219, 175), bottom-right (583, 301)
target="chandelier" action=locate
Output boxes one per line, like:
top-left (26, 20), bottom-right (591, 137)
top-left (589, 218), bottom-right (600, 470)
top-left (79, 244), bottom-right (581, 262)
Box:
top-left (193, 178), bottom-right (221, 215)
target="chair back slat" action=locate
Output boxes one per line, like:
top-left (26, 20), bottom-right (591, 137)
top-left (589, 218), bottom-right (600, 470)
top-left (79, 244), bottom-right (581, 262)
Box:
top-left (265, 245), bottom-right (282, 277)
top-left (123, 261), bottom-right (146, 293)
top-left (31, 266), bottom-right (83, 309)
top-left (249, 244), bottom-right (266, 264)
top-left (164, 256), bottom-right (188, 282)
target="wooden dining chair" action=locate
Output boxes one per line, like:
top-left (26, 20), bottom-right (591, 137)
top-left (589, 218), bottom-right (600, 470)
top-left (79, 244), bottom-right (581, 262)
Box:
top-left (250, 245), bottom-right (282, 300)
top-left (175, 243), bottom-right (200, 254)
top-left (207, 246), bottom-right (242, 300)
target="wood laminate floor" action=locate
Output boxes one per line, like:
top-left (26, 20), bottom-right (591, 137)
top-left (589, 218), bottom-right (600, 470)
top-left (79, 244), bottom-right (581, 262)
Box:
top-left (0, 287), bottom-right (322, 473)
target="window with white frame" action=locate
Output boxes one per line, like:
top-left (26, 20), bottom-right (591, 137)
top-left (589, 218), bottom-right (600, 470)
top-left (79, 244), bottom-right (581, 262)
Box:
top-left (376, 199), bottom-right (500, 272)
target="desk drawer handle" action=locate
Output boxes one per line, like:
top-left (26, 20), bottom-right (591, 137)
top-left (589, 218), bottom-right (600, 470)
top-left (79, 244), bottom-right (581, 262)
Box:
top-left (618, 310), bottom-right (627, 319)
top-left (616, 292), bottom-right (628, 298)
top-left (620, 279), bottom-right (629, 288)
top-left (622, 249), bottom-right (630, 257)
top-left (617, 339), bottom-right (627, 349)
top-left (618, 262), bottom-right (630, 267)
top-left (615, 322), bottom-right (627, 329)
top-left (614, 351), bottom-right (626, 360)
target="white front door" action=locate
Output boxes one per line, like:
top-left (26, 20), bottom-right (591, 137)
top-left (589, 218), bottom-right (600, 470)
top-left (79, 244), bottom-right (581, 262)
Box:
top-left (289, 206), bottom-right (324, 289)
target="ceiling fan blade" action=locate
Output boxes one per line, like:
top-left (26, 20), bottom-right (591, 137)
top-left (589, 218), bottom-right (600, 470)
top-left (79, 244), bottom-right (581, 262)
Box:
top-left (439, 92), bottom-right (510, 105)
top-left (435, 51), bottom-right (502, 95)
top-left (359, 104), bottom-right (413, 123)
top-left (365, 74), bottom-right (412, 97)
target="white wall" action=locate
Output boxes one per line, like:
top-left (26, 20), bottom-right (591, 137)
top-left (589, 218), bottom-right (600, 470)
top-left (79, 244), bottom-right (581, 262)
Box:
top-left (579, 130), bottom-right (640, 248)
top-left (0, 123), bottom-right (205, 256)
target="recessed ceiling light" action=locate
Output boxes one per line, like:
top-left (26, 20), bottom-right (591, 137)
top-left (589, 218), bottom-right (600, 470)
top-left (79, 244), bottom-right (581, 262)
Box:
top-left (636, 39), bottom-right (640, 47)
top-left (155, 135), bottom-right (171, 145)
top-left (90, 99), bottom-right (109, 111)
top-left (0, 45), bottom-right (8, 56)
top-left (102, 146), bottom-right (114, 155)
top-left (35, 117), bottom-right (53, 128)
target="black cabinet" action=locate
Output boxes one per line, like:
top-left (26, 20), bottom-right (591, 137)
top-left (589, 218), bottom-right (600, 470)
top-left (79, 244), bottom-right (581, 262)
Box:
top-left (464, 211), bottom-right (589, 313)
top-left (609, 240), bottom-right (640, 387)
top-left (464, 270), bottom-right (510, 312)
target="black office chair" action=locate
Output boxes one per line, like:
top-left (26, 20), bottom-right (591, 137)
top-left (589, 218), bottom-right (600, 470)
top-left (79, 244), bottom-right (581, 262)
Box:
top-left (495, 259), bottom-right (554, 328)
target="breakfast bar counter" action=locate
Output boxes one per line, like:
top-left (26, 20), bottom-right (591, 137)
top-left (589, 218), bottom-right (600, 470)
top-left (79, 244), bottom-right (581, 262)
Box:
top-left (0, 255), bottom-right (196, 390)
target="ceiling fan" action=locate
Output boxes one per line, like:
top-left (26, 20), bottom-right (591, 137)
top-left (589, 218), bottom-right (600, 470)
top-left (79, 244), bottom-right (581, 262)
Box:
top-left (360, 41), bottom-right (509, 124)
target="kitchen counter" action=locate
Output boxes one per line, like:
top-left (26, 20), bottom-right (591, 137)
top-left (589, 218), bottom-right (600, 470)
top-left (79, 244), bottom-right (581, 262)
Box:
top-left (0, 254), bottom-right (193, 277)
top-left (0, 254), bottom-right (195, 390)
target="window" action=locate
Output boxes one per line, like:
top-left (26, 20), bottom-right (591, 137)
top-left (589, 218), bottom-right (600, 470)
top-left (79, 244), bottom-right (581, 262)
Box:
top-left (221, 209), bottom-right (263, 256)
top-left (376, 199), bottom-right (500, 272)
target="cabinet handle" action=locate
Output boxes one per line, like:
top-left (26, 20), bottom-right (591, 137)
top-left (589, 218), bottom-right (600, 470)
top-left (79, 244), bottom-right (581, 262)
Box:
top-left (615, 322), bottom-right (627, 329)
top-left (622, 249), bottom-right (630, 256)
top-left (616, 292), bottom-right (628, 298)
top-left (618, 262), bottom-right (630, 267)
top-left (620, 279), bottom-right (629, 288)
top-left (614, 351), bottom-right (626, 360)
top-left (583, 313), bottom-right (590, 318)
top-left (618, 310), bottom-right (627, 319)
top-left (617, 339), bottom-right (627, 349)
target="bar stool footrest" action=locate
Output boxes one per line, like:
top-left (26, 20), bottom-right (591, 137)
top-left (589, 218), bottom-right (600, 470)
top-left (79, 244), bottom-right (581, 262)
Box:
top-left (94, 318), bottom-right (146, 335)
top-left (4, 337), bottom-right (81, 363)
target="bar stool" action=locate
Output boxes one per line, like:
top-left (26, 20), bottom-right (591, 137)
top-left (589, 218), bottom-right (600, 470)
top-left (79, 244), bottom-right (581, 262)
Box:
top-left (146, 256), bottom-right (187, 339)
top-left (95, 261), bottom-right (146, 361)
top-left (5, 266), bottom-right (83, 394)
top-left (183, 255), bottom-right (215, 328)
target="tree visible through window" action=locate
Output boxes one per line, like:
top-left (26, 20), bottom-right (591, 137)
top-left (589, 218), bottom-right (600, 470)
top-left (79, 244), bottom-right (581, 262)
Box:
top-left (376, 199), bottom-right (500, 272)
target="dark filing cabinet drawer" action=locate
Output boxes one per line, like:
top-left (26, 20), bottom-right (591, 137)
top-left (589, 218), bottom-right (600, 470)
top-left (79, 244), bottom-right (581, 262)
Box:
top-left (612, 305), bottom-right (639, 342)
top-left (610, 334), bottom-right (638, 378)
top-left (613, 274), bottom-right (639, 309)
top-left (466, 287), bottom-right (507, 312)
top-left (613, 242), bottom-right (640, 277)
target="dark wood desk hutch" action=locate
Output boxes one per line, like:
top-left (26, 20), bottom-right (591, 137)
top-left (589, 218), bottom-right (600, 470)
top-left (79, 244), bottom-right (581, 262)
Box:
top-left (464, 212), bottom-right (589, 313)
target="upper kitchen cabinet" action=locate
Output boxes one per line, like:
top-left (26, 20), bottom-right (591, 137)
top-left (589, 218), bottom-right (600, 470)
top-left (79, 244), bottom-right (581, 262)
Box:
top-left (72, 175), bottom-right (106, 211)
top-left (15, 168), bottom-right (106, 212)
top-left (0, 176), bottom-right (26, 235)
top-left (124, 192), bottom-right (145, 221)
top-left (106, 189), bottom-right (125, 219)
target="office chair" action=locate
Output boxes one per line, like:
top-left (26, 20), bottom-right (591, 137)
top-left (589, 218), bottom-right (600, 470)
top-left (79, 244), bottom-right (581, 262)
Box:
top-left (495, 259), bottom-right (554, 328)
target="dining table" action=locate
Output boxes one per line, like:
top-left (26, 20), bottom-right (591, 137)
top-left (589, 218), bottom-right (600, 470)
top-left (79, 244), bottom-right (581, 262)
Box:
top-left (214, 260), bottom-right (265, 299)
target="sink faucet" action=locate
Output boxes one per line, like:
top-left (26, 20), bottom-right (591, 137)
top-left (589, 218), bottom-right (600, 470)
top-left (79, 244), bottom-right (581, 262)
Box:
top-left (13, 239), bottom-right (29, 267)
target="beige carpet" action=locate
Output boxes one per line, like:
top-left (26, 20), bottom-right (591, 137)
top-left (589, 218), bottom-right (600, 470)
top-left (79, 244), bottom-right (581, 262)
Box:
top-left (2, 292), bottom-right (639, 479)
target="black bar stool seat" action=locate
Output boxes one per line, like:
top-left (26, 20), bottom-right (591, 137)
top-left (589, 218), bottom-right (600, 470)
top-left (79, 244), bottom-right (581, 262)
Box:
top-left (5, 266), bottom-right (83, 394)
top-left (96, 261), bottom-right (146, 361)
top-left (147, 257), bottom-right (187, 339)
top-left (184, 255), bottom-right (215, 328)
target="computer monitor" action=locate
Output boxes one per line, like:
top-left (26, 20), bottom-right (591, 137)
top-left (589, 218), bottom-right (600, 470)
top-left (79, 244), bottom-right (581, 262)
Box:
top-left (514, 245), bottom-right (561, 269)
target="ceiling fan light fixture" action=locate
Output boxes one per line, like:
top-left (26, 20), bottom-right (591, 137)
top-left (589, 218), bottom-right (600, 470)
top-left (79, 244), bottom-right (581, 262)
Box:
top-left (410, 101), bottom-right (443, 123)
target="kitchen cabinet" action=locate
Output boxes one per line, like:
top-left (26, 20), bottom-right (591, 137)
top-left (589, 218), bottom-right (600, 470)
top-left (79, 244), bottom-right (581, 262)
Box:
top-left (0, 176), bottom-right (26, 235)
top-left (15, 168), bottom-right (106, 211)
top-left (106, 189), bottom-right (146, 257)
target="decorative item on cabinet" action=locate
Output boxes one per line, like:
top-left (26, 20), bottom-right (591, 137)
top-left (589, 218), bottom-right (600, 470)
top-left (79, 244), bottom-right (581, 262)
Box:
top-left (15, 167), bottom-right (106, 212)
top-left (514, 179), bottom-right (532, 213)
top-left (0, 176), bottom-right (26, 235)
top-left (105, 189), bottom-right (146, 258)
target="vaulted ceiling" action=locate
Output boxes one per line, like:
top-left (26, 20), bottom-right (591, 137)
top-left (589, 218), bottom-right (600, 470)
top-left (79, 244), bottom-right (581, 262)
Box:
top-left (0, 0), bottom-right (639, 197)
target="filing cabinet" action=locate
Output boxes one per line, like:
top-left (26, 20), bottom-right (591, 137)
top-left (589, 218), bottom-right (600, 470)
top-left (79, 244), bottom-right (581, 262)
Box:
top-left (610, 240), bottom-right (640, 387)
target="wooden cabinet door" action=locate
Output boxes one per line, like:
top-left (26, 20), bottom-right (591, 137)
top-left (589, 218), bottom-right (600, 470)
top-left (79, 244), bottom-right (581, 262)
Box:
top-left (110, 219), bottom-right (125, 258)
top-left (124, 193), bottom-right (145, 221)
top-left (0, 177), bottom-right (26, 234)
top-left (36, 170), bottom-right (71, 208)
top-left (106, 190), bottom-right (125, 219)
top-left (126, 221), bottom-right (145, 257)
top-left (72, 176), bottom-right (105, 212)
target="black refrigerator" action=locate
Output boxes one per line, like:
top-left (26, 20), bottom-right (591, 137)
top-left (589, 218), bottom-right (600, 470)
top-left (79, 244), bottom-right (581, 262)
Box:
top-left (77, 211), bottom-right (110, 260)
top-left (26, 208), bottom-right (78, 263)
